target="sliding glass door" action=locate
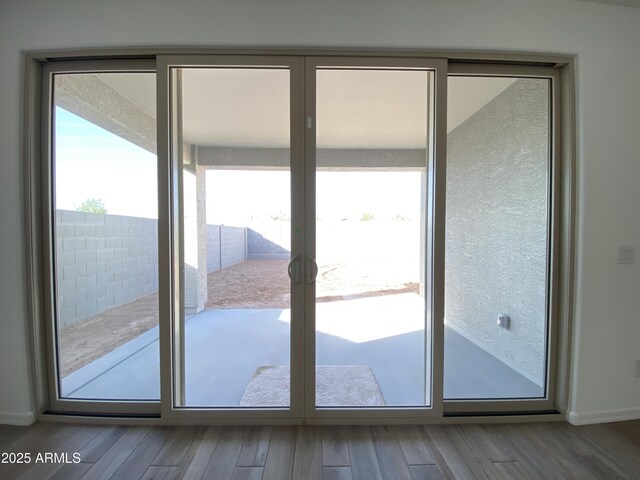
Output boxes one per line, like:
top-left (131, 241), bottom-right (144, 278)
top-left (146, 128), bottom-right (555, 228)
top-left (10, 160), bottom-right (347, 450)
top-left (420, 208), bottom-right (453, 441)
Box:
top-left (303, 57), bottom-right (446, 418)
top-left (158, 56), bottom-right (306, 419)
top-left (41, 54), bottom-right (559, 420)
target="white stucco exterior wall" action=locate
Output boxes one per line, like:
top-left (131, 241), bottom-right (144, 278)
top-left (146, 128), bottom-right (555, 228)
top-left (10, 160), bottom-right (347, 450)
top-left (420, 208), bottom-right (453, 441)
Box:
top-left (1, 0), bottom-right (639, 425)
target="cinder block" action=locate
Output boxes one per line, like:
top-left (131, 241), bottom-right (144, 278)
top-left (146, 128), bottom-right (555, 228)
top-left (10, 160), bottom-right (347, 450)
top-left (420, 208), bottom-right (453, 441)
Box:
top-left (97, 249), bottom-right (115, 262)
top-left (113, 225), bottom-right (131, 237)
top-left (114, 290), bottom-right (133, 305)
top-left (136, 255), bottom-right (149, 266)
top-left (114, 269), bottom-right (130, 281)
top-left (96, 224), bottom-right (114, 237)
top-left (143, 284), bottom-right (157, 295)
top-left (56, 278), bottom-right (76, 296)
top-left (106, 280), bottom-right (123, 294)
top-left (142, 264), bottom-right (155, 276)
top-left (63, 263), bottom-right (86, 280)
top-left (86, 237), bottom-right (106, 250)
top-left (58, 305), bottom-right (77, 327)
top-left (59, 210), bottom-right (85, 224)
top-left (75, 224), bottom-right (96, 237)
top-left (97, 293), bottom-right (116, 312)
top-left (82, 212), bottom-right (105, 225)
top-left (56, 251), bottom-right (76, 266)
top-left (55, 224), bottom-right (75, 238)
top-left (96, 271), bottom-right (115, 286)
top-left (105, 215), bottom-right (122, 226)
top-left (121, 258), bottom-right (135, 269)
top-left (86, 284), bottom-right (107, 301)
top-left (129, 246), bottom-right (143, 257)
top-left (105, 237), bottom-right (122, 248)
top-left (143, 245), bottom-right (155, 256)
top-left (106, 258), bottom-right (122, 271)
top-left (86, 261), bottom-right (106, 275)
top-left (121, 215), bottom-right (137, 225)
top-left (63, 288), bottom-right (87, 306)
top-left (76, 299), bottom-right (98, 319)
top-left (76, 274), bottom-right (97, 288)
top-left (114, 247), bottom-right (130, 259)
top-left (122, 237), bottom-right (136, 248)
top-left (63, 237), bottom-right (86, 252)
top-left (122, 278), bottom-right (136, 291)
top-left (76, 250), bottom-right (97, 264)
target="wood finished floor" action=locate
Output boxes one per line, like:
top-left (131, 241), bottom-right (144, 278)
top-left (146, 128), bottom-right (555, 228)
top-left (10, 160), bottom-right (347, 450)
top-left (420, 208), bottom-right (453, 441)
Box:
top-left (1, 420), bottom-right (640, 479)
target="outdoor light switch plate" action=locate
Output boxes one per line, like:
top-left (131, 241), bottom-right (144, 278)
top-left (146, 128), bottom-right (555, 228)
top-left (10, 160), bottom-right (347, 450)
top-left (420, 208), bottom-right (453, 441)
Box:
top-left (498, 314), bottom-right (510, 330)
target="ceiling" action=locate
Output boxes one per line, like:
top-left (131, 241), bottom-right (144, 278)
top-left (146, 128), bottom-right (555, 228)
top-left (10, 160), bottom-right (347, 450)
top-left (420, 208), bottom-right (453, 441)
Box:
top-left (97, 70), bottom-right (515, 149)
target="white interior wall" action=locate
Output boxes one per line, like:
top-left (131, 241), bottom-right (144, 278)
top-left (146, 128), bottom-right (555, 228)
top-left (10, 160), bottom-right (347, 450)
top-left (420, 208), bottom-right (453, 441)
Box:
top-left (1, 0), bottom-right (639, 425)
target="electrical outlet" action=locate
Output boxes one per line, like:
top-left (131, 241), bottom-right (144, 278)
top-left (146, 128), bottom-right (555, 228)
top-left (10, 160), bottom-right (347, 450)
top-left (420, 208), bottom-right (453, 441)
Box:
top-left (635, 360), bottom-right (640, 378)
top-left (618, 246), bottom-right (634, 265)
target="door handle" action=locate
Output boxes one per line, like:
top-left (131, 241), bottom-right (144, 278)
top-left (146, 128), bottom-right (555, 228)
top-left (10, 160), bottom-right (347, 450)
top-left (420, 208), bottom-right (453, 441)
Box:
top-left (306, 256), bottom-right (318, 284)
top-left (288, 255), bottom-right (300, 284)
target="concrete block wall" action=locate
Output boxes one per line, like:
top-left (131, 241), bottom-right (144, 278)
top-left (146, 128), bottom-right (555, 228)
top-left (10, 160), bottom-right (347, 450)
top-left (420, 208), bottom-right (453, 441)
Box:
top-left (247, 221), bottom-right (291, 260)
top-left (55, 210), bottom-right (158, 328)
top-left (206, 225), bottom-right (247, 272)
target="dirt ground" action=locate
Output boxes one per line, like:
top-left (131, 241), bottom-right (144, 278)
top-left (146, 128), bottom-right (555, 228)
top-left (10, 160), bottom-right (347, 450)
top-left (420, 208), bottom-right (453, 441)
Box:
top-left (60, 259), bottom-right (418, 377)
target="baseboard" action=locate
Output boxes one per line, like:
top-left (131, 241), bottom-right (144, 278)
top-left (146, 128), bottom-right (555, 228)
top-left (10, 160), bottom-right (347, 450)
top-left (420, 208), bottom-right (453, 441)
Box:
top-left (0, 410), bottom-right (36, 426)
top-left (567, 407), bottom-right (640, 425)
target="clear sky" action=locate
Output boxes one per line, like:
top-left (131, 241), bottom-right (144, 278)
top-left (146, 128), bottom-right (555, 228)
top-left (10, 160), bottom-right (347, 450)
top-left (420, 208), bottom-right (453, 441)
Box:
top-left (55, 107), bottom-right (158, 219)
top-left (56, 107), bottom-right (421, 223)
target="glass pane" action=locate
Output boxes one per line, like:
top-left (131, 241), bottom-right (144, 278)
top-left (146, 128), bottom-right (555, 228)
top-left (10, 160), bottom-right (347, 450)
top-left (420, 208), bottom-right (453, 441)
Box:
top-left (53, 72), bottom-right (159, 400)
top-left (174, 68), bottom-right (291, 407)
top-left (315, 69), bottom-right (433, 407)
top-left (444, 76), bottom-right (550, 399)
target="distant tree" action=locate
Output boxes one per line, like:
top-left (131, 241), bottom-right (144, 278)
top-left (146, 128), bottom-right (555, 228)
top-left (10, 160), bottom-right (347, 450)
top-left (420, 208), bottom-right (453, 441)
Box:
top-left (393, 213), bottom-right (411, 221)
top-left (77, 198), bottom-right (107, 214)
top-left (360, 212), bottom-right (375, 221)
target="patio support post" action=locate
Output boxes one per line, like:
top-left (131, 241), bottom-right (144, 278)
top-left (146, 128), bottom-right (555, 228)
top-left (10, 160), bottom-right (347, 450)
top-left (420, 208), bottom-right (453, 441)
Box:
top-left (183, 144), bottom-right (208, 314)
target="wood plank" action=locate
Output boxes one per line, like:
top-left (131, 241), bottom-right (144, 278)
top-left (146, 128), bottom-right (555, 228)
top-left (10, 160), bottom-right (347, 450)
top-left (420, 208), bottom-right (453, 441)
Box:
top-left (518, 423), bottom-right (587, 479)
top-left (78, 425), bottom-right (127, 463)
top-left (48, 463), bottom-right (93, 480)
top-left (422, 426), bottom-right (480, 480)
top-left (237, 426), bottom-right (272, 467)
top-left (448, 426), bottom-right (504, 480)
top-left (493, 461), bottom-right (535, 480)
top-left (201, 427), bottom-right (245, 480)
top-left (3, 421), bottom-right (640, 480)
top-left (140, 466), bottom-right (178, 480)
top-left (323, 466), bottom-right (354, 480)
top-left (321, 426), bottom-right (350, 467)
top-left (263, 426), bottom-right (296, 480)
top-left (495, 424), bottom-right (570, 480)
top-left (111, 427), bottom-right (173, 480)
top-left (409, 465), bottom-right (445, 480)
top-left (153, 426), bottom-right (200, 466)
top-left (18, 425), bottom-right (101, 480)
top-left (233, 466), bottom-right (264, 480)
top-left (347, 426), bottom-right (383, 480)
top-left (394, 426), bottom-right (435, 465)
top-left (292, 426), bottom-right (323, 480)
top-left (0, 424), bottom-right (78, 479)
top-left (174, 427), bottom-right (220, 480)
top-left (81, 426), bottom-right (151, 480)
top-left (370, 425), bottom-right (413, 480)
top-left (457, 425), bottom-right (513, 463)
top-left (575, 424), bottom-right (640, 480)
top-left (419, 426), bottom-right (455, 480)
